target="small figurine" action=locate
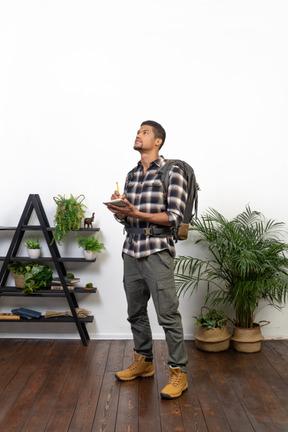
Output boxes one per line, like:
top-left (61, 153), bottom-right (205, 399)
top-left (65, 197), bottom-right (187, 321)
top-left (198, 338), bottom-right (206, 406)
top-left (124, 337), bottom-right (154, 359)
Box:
top-left (84, 213), bottom-right (95, 229)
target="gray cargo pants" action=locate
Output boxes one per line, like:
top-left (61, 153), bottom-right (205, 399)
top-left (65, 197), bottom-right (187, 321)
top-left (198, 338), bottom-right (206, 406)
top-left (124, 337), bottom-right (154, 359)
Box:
top-left (123, 250), bottom-right (188, 372)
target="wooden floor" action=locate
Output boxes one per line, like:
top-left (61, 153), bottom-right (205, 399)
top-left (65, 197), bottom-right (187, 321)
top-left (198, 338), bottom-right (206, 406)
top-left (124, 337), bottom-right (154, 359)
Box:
top-left (1, 339), bottom-right (288, 432)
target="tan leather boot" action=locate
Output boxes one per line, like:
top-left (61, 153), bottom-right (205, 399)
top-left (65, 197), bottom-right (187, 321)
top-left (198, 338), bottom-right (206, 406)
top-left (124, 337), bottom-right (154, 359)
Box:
top-left (115, 352), bottom-right (154, 381)
top-left (160, 366), bottom-right (188, 399)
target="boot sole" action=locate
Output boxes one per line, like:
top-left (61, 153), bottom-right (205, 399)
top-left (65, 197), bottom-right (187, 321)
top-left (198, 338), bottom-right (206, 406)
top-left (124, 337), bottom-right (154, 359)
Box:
top-left (160, 384), bottom-right (188, 400)
top-left (115, 372), bottom-right (155, 382)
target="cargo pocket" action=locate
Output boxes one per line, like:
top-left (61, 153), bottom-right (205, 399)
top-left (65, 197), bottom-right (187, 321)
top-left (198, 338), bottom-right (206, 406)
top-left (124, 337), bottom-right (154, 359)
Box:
top-left (157, 280), bottom-right (179, 315)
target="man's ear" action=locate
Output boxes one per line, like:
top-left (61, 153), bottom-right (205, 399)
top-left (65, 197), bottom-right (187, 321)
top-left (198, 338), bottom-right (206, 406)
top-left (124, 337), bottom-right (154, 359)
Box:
top-left (155, 138), bottom-right (162, 148)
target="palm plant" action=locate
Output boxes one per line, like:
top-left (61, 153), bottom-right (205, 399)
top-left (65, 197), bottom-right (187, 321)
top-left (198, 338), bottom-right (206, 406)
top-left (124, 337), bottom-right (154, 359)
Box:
top-left (174, 206), bottom-right (288, 328)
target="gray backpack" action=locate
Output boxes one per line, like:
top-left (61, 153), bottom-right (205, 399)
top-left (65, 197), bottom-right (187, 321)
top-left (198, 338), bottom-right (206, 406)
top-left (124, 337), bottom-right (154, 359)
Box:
top-left (157, 159), bottom-right (199, 240)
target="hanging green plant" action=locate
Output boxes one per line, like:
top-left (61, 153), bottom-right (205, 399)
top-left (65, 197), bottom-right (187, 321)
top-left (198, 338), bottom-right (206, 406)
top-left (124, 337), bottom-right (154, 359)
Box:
top-left (52, 194), bottom-right (87, 245)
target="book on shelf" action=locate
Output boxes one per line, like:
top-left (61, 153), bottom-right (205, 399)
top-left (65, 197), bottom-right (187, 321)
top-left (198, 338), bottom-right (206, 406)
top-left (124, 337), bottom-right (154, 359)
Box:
top-left (50, 285), bottom-right (75, 291)
top-left (0, 313), bottom-right (20, 320)
top-left (11, 307), bottom-right (42, 319)
top-left (52, 276), bottom-right (80, 284)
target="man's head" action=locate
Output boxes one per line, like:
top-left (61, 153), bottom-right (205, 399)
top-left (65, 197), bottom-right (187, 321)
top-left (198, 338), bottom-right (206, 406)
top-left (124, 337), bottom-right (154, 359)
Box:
top-left (140, 120), bottom-right (166, 149)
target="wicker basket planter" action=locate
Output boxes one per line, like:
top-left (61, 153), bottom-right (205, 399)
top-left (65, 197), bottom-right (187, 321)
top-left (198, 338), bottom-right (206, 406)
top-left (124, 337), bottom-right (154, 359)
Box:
top-left (194, 325), bottom-right (232, 352)
top-left (13, 274), bottom-right (25, 289)
top-left (231, 322), bottom-right (269, 353)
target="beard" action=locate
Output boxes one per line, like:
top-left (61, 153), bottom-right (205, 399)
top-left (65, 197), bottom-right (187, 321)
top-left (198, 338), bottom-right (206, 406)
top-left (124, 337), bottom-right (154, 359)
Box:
top-left (134, 141), bottom-right (143, 150)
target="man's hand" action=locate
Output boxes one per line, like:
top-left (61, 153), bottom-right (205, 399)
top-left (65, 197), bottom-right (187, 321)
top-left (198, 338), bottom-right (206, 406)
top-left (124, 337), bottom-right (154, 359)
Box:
top-left (106, 190), bottom-right (129, 219)
top-left (106, 191), bottom-right (137, 219)
top-left (107, 190), bottom-right (171, 226)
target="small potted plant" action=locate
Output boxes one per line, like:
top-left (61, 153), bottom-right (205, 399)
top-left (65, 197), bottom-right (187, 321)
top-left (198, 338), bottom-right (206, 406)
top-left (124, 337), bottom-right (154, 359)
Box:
top-left (23, 263), bottom-right (53, 295)
top-left (8, 262), bottom-right (53, 295)
top-left (25, 238), bottom-right (41, 259)
top-left (53, 194), bottom-right (87, 245)
top-left (8, 262), bottom-right (27, 288)
top-left (77, 236), bottom-right (105, 260)
top-left (193, 307), bottom-right (231, 352)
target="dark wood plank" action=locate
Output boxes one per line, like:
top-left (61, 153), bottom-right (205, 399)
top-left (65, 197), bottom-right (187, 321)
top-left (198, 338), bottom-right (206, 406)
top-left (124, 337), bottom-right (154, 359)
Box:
top-left (203, 349), bottom-right (254, 432)
top-left (252, 343), bottom-right (288, 405)
top-left (115, 379), bottom-right (139, 432)
top-left (44, 341), bottom-right (97, 432)
top-left (155, 340), bottom-right (186, 432)
top-left (91, 340), bottom-right (125, 432)
top-left (0, 340), bottom-right (53, 428)
top-left (68, 340), bottom-right (111, 432)
top-left (0, 339), bottom-right (35, 393)
top-left (0, 339), bottom-right (288, 432)
top-left (180, 342), bottom-right (209, 432)
top-left (91, 371), bottom-right (121, 432)
top-left (186, 342), bottom-right (231, 431)
top-left (139, 374), bottom-right (161, 432)
top-left (7, 340), bottom-right (81, 432)
top-left (263, 340), bottom-right (288, 385)
top-left (223, 349), bottom-right (279, 431)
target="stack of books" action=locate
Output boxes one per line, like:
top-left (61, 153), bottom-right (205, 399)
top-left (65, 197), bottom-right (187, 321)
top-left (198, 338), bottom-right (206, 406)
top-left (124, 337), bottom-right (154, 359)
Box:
top-left (50, 276), bottom-right (80, 291)
top-left (11, 308), bottom-right (42, 320)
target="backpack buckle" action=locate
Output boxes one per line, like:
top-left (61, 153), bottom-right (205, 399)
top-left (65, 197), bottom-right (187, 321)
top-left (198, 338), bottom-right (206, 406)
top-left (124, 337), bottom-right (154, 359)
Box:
top-left (144, 227), bottom-right (152, 236)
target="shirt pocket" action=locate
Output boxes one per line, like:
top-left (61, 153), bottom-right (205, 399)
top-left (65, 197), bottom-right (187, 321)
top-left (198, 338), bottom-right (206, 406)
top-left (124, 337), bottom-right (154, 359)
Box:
top-left (142, 179), bottom-right (166, 207)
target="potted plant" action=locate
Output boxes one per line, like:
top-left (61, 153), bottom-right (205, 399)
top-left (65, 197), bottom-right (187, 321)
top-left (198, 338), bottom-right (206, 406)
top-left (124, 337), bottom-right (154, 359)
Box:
top-left (53, 194), bottom-right (87, 245)
top-left (76, 236), bottom-right (105, 260)
top-left (8, 262), bottom-right (53, 295)
top-left (193, 307), bottom-right (231, 352)
top-left (25, 238), bottom-right (41, 259)
top-left (23, 263), bottom-right (53, 295)
top-left (8, 262), bottom-right (27, 288)
top-left (174, 206), bottom-right (288, 353)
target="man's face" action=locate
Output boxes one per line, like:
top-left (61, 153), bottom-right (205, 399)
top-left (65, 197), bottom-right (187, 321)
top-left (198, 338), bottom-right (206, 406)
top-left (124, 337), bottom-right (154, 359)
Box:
top-left (134, 125), bottom-right (160, 152)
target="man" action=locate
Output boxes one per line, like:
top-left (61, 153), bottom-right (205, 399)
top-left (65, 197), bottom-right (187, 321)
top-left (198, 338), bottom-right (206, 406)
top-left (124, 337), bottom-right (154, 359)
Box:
top-left (107, 120), bottom-right (188, 399)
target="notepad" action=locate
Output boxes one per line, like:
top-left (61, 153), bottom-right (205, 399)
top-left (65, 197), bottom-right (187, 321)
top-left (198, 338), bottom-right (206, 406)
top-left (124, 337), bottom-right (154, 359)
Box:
top-left (103, 199), bottom-right (128, 207)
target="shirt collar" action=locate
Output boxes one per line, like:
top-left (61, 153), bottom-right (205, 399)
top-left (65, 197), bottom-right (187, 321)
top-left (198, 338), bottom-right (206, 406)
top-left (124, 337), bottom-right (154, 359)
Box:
top-left (137, 155), bottom-right (165, 169)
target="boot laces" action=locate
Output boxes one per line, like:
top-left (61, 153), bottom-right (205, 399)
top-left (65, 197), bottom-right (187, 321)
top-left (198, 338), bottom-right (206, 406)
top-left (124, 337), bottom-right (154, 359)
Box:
top-left (168, 370), bottom-right (181, 387)
top-left (128, 356), bottom-right (143, 371)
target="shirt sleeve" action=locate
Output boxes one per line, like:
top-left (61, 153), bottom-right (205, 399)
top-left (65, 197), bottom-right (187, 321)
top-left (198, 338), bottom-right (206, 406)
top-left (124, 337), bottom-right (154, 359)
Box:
top-left (165, 165), bottom-right (188, 228)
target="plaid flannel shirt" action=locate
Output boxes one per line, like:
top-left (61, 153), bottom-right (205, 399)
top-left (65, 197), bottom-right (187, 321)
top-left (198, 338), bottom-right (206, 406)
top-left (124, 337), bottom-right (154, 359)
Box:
top-left (117, 156), bottom-right (188, 258)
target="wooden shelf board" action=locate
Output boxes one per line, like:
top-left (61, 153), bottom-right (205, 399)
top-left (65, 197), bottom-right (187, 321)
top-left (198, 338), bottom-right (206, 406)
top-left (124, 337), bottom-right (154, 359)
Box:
top-left (0, 287), bottom-right (97, 296)
top-left (0, 316), bottom-right (94, 323)
top-left (0, 226), bottom-right (100, 231)
top-left (0, 257), bottom-right (96, 263)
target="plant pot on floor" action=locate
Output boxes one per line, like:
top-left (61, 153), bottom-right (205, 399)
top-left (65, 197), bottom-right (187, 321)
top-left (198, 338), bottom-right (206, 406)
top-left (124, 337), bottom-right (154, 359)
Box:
top-left (194, 325), bottom-right (232, 352)
top-left (231, 321), bottom-right (269, 353)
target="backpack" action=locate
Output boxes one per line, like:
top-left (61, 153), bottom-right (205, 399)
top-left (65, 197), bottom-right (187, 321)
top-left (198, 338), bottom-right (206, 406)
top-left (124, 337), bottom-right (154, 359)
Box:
top-left (157, 159), bottom-right (199, 240)
top-left (126, 159), bottom-right (199, 241)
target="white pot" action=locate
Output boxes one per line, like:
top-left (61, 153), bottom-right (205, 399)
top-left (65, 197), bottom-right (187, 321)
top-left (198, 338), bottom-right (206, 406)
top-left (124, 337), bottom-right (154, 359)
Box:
top-left (83, 250), bottom-right (97, 261)
top-left (28, 249), bottom-right (41, 259)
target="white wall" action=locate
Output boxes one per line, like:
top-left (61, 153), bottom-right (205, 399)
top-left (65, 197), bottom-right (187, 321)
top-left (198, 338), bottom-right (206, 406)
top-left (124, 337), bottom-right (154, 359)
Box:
top-left (0, 0), bottom-right (287, 340)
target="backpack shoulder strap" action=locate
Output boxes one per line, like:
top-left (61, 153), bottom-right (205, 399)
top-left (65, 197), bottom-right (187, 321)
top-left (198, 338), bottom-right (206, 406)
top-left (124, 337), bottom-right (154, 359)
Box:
top-left (157, 159), bottom-right (185, 194)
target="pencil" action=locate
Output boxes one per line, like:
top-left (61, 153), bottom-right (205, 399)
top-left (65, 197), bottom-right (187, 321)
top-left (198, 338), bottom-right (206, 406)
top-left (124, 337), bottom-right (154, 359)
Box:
top-left (116, 182), bottom-right (120, 194)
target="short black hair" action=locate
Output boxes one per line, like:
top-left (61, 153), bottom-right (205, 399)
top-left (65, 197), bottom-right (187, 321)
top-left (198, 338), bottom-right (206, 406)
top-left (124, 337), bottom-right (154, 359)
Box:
top-left (141, 120), bottom-right (166, 149)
